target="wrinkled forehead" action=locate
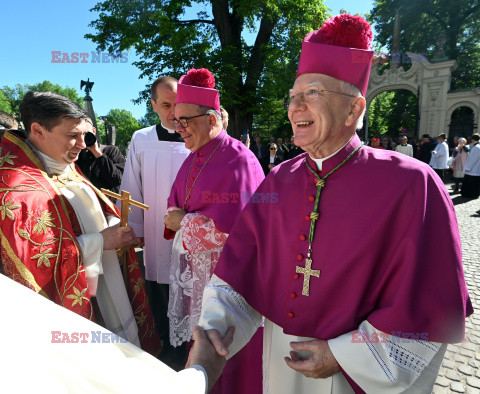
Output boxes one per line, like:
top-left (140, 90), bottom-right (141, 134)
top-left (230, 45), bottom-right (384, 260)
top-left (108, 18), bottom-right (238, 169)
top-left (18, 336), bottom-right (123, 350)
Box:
top-left (290, 73), bottom-right (340, 93)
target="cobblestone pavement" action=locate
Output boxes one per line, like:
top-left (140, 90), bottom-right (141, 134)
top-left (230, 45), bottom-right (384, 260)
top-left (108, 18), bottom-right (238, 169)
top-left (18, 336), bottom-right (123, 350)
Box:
top-left (433, 185), bottom-right (480, 394)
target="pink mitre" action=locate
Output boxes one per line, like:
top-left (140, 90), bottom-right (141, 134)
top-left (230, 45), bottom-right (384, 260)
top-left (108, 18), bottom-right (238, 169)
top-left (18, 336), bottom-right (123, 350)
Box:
top-left (297, 14), bottom-right (374, 96)
top-left (176, 68), bottom-right (221, 112)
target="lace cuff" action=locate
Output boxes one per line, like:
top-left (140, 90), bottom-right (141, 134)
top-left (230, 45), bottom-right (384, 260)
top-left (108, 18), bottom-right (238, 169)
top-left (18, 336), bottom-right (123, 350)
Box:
top-left (181, 213), bottom-right (228, 255)
top-left (199, 275), bottom-right (262, 359)
top-left (329, 320), bottom-right (445, 393)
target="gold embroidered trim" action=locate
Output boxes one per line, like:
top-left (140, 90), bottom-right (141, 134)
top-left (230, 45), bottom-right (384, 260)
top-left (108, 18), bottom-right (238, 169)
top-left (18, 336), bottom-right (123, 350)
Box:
top-left (0, 228), bottom-right (49, 298)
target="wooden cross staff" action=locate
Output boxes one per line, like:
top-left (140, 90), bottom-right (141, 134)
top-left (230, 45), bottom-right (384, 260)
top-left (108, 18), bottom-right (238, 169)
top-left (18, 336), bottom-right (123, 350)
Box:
top-left (100, 189), bottom-right (149, 285)
top-left (100, 189), bottom-right (149, 227)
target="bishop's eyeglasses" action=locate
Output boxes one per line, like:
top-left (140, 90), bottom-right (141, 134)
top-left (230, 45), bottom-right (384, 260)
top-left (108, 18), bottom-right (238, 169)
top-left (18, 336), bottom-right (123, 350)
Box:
top-left (173, 113), bottom-right (209, 128)
top-left (284, 88), bottom-right (356, 111)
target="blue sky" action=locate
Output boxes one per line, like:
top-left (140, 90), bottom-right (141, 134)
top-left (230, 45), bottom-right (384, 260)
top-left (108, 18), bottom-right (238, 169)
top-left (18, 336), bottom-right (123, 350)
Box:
top-left (1, 0), bottom-right (373, 120)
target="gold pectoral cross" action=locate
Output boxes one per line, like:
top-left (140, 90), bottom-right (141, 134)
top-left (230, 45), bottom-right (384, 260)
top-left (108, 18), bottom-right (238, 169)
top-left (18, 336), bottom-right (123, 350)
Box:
top-left (296, 257), bottom-right (320, 296)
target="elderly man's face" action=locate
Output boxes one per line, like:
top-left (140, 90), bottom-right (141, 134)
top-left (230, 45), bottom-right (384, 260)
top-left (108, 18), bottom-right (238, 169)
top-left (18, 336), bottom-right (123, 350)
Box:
top-left (175, 103), bottom-right (212, 152)
top-left (288, 73), bottom-right (352, 157)
top-left (151, 83), bottom-right (177, 130)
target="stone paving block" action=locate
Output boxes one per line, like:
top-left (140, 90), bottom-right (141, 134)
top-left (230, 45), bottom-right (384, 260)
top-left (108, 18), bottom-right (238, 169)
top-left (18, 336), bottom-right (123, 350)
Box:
top-left (451, 382), bottom-right (466, 393)
top-left (460, 348), bottom-right (475, 357)
top-left (469, 336), bottom-right (480, 345)
top-left (435, 376), bottom-right (450, 387)
top-left (446, 370), bottom-right (462, 381)
top-left (458, 364), bottom-right (475, 376)
top-left (433, 388), bottom-right (452, 394)
top-left (466, 377), bottom-right (480, 389)
top-left (442, 359), bottom-right (455, 369)
top-left (461, 342), bottom-right (477, 351)
top-left (468, 360), bottom-right (478, 368)
top-left (453, 353), bottom-right (468, 363)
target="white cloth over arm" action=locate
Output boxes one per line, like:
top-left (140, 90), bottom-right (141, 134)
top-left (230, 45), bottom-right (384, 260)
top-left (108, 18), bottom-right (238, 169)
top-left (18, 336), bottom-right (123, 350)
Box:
top-left (200, 275), bottom-right (446, 394)
top-left (0, 273), bottom-right (205, 394)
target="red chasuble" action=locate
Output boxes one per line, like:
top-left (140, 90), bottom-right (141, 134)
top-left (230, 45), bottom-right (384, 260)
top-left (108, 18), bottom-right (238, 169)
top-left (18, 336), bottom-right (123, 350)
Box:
top-left (0, 130), bottom-right (160, 356)
top-left (215, 134), bottom-right (472, 344)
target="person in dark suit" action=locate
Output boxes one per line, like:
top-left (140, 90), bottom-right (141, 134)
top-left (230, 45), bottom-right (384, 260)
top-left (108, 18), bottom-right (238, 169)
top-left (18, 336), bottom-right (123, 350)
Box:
top-left (263, 143), bottom-right (283, 174)
top-left (419, 134), bottom-right (436, 163)
top-left (251, 135), bottom-right (267, 163)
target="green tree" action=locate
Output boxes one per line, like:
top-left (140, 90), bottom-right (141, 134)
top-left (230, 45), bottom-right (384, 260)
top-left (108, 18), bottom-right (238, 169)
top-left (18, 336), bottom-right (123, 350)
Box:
top-left (105, 109), bottom-right (141, 150)
top-left (0, 90), bottom-right (12, 114)
top-left (368, 90), bottom-right (417, 137)
top-left (139, 101), bottom-right (159, 128)
top-left (86, 0), bottom-right (328, 138)
top-left (370, 0), bottom-right (480, 89)
top-left (0, 81), bottom-right (85, 121)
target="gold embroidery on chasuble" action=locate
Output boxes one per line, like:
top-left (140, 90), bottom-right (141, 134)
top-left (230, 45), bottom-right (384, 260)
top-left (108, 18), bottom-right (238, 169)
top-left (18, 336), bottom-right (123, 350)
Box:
top-left (0, 133), bottom-right (93, 319)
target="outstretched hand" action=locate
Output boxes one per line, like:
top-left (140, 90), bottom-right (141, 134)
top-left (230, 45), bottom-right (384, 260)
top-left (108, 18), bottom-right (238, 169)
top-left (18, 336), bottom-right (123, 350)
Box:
top-left (186, 326), bottom-right (235, 391)
top-left (284, 339), bottom-right (340, 379)
top-left (204, 328), bottom-right (235, 357)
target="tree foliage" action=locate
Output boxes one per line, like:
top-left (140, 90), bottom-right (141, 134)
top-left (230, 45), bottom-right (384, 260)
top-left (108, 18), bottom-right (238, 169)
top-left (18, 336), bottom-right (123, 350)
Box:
top-left (368, 0), bottom-right (480, 137)
top-left (139, 100), bottom-right (159, 128)
top-left (368, 90), bottom-right (417, 137)
top-left (86, 0), bottom-right (328, 138)
top-left (105, 108), bottom-right (141, 149)
top-left (370, 0), bottom-right (480, 89)
top-left (0, 81), bottom-right (85, 121)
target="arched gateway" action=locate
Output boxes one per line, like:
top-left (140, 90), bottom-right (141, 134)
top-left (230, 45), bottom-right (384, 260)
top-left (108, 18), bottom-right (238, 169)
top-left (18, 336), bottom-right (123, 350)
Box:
top-left (365, 53), bottom-right (480, 139)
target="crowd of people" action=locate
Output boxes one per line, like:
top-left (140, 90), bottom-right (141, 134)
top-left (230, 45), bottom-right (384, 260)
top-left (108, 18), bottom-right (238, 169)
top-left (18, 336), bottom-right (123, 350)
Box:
top-left (365, 132), bottom-right (480, 198)
top-left (0, 13), bottom-right (475, 394)
top-left (249, 134), bottom-right (304, 174)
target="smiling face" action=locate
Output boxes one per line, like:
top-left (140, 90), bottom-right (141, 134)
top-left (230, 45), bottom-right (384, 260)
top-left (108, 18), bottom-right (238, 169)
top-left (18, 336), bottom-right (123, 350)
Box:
top-left (29, 117), bottom-right (89, 164)
top-left (174, 103), bottom-right (216, 152)
top-left (288, 73), bottom-right (358, 158)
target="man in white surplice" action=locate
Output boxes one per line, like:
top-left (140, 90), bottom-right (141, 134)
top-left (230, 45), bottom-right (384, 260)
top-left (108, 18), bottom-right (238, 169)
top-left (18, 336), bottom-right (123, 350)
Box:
top-left (197, 14), bottom-right (471, 394)
top-left (119, 76), bottom-right (189, 365)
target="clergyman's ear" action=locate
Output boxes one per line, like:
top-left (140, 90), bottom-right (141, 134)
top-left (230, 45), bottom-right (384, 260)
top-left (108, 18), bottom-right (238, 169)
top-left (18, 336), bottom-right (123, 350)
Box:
top-left (209, 113), bottom-right (218, 127)
top-left (345, 97), bottom-right (365, 127)
top-left (29, 122), bottom-right (45, 138)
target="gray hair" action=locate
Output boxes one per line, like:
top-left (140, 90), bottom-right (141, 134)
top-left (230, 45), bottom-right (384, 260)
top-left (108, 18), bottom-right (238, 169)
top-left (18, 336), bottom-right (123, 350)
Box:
top-left (339, 80), bottom-right (365, 130)
top-left (197, 105), bottom-right (222, 124)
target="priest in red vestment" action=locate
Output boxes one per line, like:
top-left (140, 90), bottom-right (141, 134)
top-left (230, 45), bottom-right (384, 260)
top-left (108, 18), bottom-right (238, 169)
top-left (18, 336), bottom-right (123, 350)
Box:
top-left (164, 68), bottom-right (264, 394)
top-left (198, 15), bottom-right (473, 393)
top-left (0, 91), bottom-right (160, 356)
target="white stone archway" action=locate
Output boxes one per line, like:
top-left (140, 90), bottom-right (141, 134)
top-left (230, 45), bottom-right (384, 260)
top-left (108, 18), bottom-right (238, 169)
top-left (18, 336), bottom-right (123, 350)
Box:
top-left (445, 93), bottom-right (480, 136)
top-left (364, 53), bottom-right (480, 139)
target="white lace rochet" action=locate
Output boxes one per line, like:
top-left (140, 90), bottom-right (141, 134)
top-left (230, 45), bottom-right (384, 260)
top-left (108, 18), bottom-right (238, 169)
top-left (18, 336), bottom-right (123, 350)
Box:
top-left (168, 213), bottom-right (227, 347)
